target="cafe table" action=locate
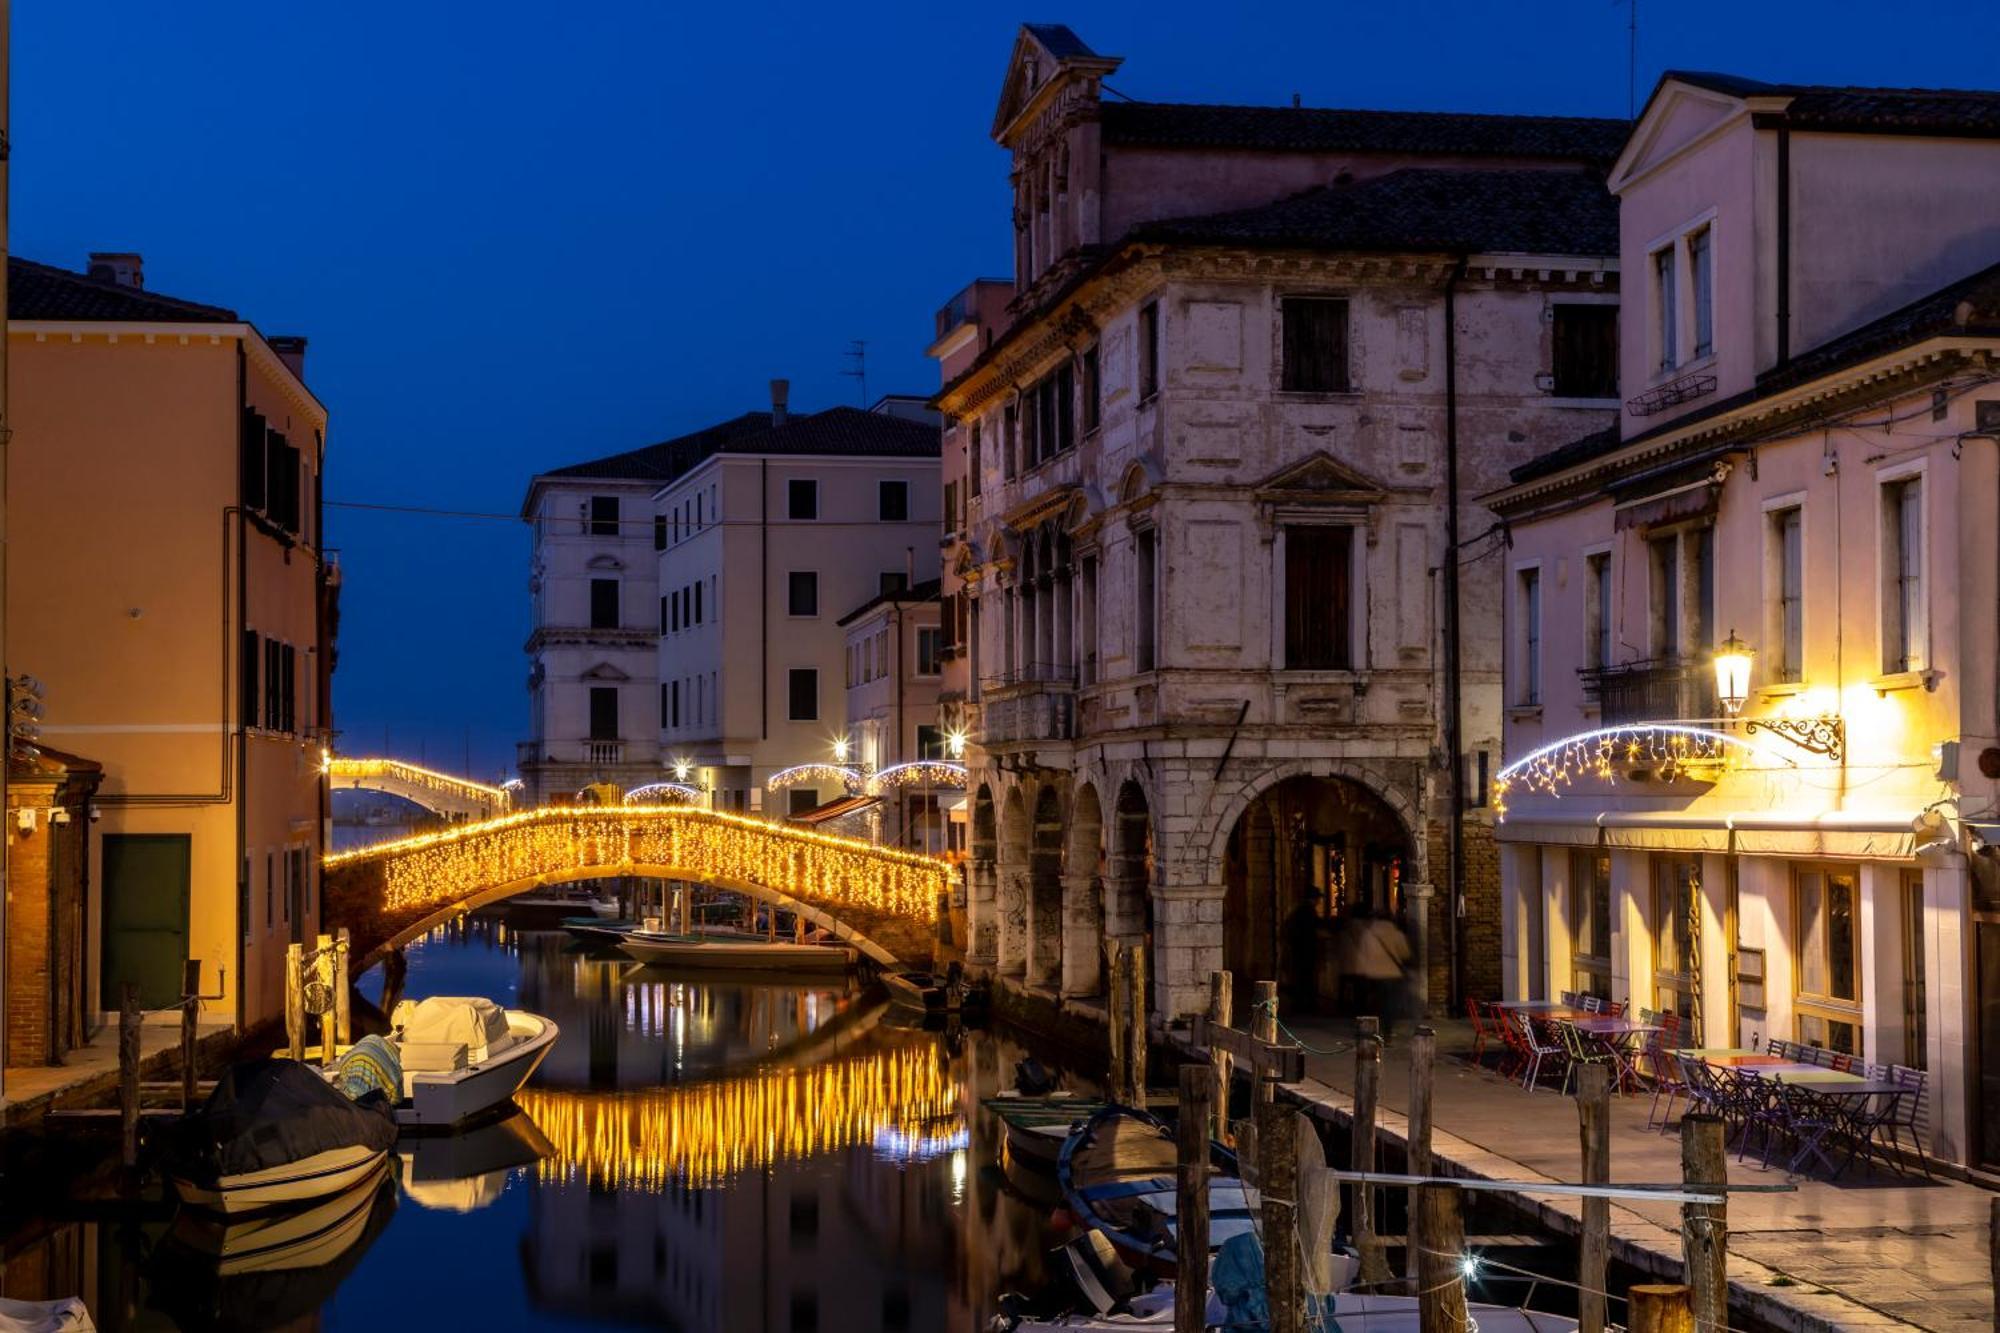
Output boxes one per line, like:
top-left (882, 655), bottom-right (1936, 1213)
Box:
top-left (1571, 1017), bottom-right (1661, 1091)
top-left (1754, 1071), bottom-right (1908, 1176)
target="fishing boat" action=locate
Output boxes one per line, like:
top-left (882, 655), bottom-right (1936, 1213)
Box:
top-left (165, 1157), bottom-right (392, 1270)
top-left (882, 966), bottom-right (991, 1015)
top-left (981, 1091), bottom-right (1107, 1170)
top-left (619, 929), bottom-right (856, 973)
top-left (562, 916), bottom-right (639, 948)
top-left (374, 996), bottom-right (560, 1128)
top-left (167, 1059), bottom-right (398, 1215)
top-left (480, 891), bottom-right (619, 928)
top-left (1056, 1106), bottom-right (1259, 1277)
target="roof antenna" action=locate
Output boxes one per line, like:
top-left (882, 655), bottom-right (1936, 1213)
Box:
top-left (1291, 92), bottom-right (1301, 108)
top-left (842, 339), bottom-right (868, 407)
top-left (1619, 0), bottom-right (1639, 119)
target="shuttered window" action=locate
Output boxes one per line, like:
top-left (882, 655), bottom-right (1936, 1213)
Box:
top-left (590, 578), bottom-right (619, 629)
top-left (588, 687), bottom-right (619, 740)
top-left (241, 629), bottom-right (260, 727)
top-left (241, 409), bottom-right (267, 511)
top-left (1281, 298), bottom-right (1349, 393)
top-left (1284, 525), bottom-right (1353, 669)
top-left (788, 668), bottom-right (819, 722)
top-left (1552, 304), bottom-right (1618, 398)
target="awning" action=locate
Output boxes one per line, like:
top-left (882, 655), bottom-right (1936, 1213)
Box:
top-left (788, 794), bottom-right (883, 827)
top-left (1728, 812), bottom-right (1917, 860)
top-left (945, 794), bottom-right (969, 823)
top-left (1495, 808), bottom-right (1918, 859)
top-left (1494, 816), bottom-right (1602, 847)
top-left (1600, 812), bottom-right (1731, 852)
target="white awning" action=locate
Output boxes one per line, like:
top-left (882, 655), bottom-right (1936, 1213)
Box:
top-left (1494, 817), bottom-right (1602, 846)
top-left (1600, 812), bottom-right (1732, 851)
top-left (1729, 812), bottom-right (1917, 860)
top-left (1495, 809), bottom-right (1919, 859)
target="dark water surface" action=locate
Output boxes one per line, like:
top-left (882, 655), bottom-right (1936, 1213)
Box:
top-left (4, 921), bottom-right (1081, 1331)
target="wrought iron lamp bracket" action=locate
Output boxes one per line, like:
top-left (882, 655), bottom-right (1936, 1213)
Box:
top-left (1742, 715), bottom-right (1845, 763)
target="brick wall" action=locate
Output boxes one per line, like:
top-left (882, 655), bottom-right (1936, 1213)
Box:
top-left (5, 784), bottom-right (54, 1067)
top-left (1422, 816), bottom-right (1503, 1006)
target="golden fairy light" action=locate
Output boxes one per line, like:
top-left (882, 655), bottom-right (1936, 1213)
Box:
top-left (323, 805), bottom-right (950, 923)
top-left (866, 761), bottom-right (967, 793)
top-left (515, 1042), bottom-right (960, 1190)
top-left (766, 763), bottom-right (863, 792)
top-left (1490, 723), bottom-right (1775, 819)
top-left (324, 756), bottom-right (510, 806)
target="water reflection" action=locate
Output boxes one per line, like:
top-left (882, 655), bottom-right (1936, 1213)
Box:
top-left (0, 920), bottom-right (1095, 1331)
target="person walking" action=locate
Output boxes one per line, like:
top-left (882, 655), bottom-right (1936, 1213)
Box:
top-left (1350, 903), bottom-right (1413, 1035)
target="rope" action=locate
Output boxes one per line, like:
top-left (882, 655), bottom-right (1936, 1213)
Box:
top-left (1249, 996), bottom-right (1357, 1056)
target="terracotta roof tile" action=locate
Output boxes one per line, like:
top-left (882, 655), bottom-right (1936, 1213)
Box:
top-left (8, 256), bottom-right (237, 323)
top-left (1101, 101), bottom-right (1630, 160)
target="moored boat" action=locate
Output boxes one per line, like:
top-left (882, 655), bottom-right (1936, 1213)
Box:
top-left (563, 916), bottom-right (639, 948)
top-left (167, 1058), bottom-right (398, 1215)
top-left (981, 1092), bottom-right (1107, 1170)
top-left (619, 930), bottom-right (855, 973)
top-left (376, 996), bottom-right (560, 1128)
top-left (1056, 1106), bottom-right (1258, 1277)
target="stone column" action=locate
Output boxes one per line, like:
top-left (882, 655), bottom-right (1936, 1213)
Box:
top-left (997, 870), bottom-right (1028, 977)
top-left (1152, 884), bottom-right (1225, 1020)
top-left (1060, 872), bottom-right (1103, 998)
top-left (967, 857), bottom-right (998, 969)
top-left (1698, 852), bottom-right (1734, 1048)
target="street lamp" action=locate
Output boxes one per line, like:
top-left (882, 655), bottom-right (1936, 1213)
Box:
top-left (831, 736), bottom-right (851, 764)
top-left (1713, 629), bottom-right (1754, 717)
top-left (672, 756), bottom-right (693, 782)
top-left (945, 726), bottom-right (967, 760)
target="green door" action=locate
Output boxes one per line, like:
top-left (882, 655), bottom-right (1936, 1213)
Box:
top-left (100, 834), bottom-right (191, 1010)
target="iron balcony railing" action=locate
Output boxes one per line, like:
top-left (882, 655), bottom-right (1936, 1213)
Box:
top-left (1579, 657), bottom-right (1718, 726)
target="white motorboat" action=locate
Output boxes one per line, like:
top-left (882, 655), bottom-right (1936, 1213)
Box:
top-left (384, 996), bottom-right (560, 1128)
top-left (618, 930), bottom-right (856, 973)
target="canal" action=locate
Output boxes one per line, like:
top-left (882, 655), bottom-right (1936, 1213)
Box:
top-left (2, 919), bottom-right (1082, 1331)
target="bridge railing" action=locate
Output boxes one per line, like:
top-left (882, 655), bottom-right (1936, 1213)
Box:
top-left (325, 757), bottom-right (512, 811)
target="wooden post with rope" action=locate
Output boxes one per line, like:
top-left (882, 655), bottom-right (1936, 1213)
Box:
top-left (1680, 1115), bottom-right (1728, 1333)
top-left (1256, 1097), bottom-right (1303, 1333)
top-left (118, 983), bottom-right (140, 1171)
top-left (315, 933), bottom-right (336, 1065)
top-left (1353, 1015), bottom-right (1390, 1285)
top-left (284, 942), bottom-right (305, 1061)
top-left (1578, 1062), bottom-right (1612, 1333)
top-left (1123, 941), bottom-right (1148, 1104)
top-left (1252, 979), bottom-right (1279, 1104)
top-left (1415, 1182), bottom-right (1468, 1333)
top-left (333, 929), bottom-right (352, 1048)
top-left (1175, 1064), bottom-right (1211, 1333)
top-left (1106, 942), bottom-right (1132, 1104)
top-left (1207, 970), bottom-right (1233, 1143)
top-left (1406, 1024), bottom-right (1436, 1287)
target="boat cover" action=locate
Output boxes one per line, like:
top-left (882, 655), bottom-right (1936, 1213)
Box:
top-left (333, 1034), bottom-right (402, 1103)
top-left (169, 1058), bottom-right (396, 1185)
top-left (0, 1296), bottom-right (95, 1333)
top-left (398, 996), bottom-right (510, 1062)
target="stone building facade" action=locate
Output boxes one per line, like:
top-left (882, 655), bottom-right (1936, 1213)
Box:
top-left (937, 25), bottom-right (1628, 1019)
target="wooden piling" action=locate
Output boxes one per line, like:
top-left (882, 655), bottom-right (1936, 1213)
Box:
top-left (1414, 1182), bottom-right (1468, 1333)
top-left (1353, 1014), bottom-right (1390, 1286)
top-left (1989, 1196), bottom-right (1997, 1329)
top-left (1679, 1114), bottom-right (1728, 1333)
top-left (284, 942), bottom-right (305, 1061)
top-left (1256, 1098), bottom-right (1302, 1333)
top-left (333, 929), bottom-right (352, 1047)
top-left (1628, 1284), bottom-right (1696, 1333)
top-left (1208, 970), bottom-right (1234, 1144)
top-left (1577, 1062), bottom-right (1611, 1333)
top-left (1107, 942), bottom-right (1132, 1103)
top-left (1124, 942), bottom-right (1148, 1102)
top-left (179, 959), bottom-right (201, 1110)
top-left (1252, 979), bottom-right (1279, 1104)
top-left (1175, 1064), bottom-right (1211, 1333)
top-left (118, 984), bottom-right (140, 1170)
top-left (316, 933), bottom-right (336, 1065)
top-left (1406, 1024), bottom-right (1436, 1285)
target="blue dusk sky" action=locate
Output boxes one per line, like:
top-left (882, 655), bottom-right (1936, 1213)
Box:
top-left (13, 1), bottom-right (1997, 777)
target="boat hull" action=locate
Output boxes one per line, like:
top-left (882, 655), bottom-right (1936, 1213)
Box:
top-left (619, 935), bottom-right (854, 973)
top-left (172, 1142), bottom-right (389, 1216)
top-left (396, 1011), bottom-right (559, 1128)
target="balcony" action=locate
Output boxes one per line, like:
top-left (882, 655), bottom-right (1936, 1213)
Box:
top-left (516, 739), bottom-right (657, 770)
top-left (1580, 658), bottom-right (1717, 726)
top-left (977, 662), bottom-right (1076, 745)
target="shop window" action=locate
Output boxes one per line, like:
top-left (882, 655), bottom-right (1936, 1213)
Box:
top-left (1795, 865), bottom-right (1862, 1055)
top-left (1570, 849), bottom-right (1612, 1000)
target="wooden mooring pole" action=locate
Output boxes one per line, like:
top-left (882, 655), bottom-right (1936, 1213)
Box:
top-left (1415, 1182), bottom-right (1468, 1333)
top-left (1577, 1062), bottom-right (1611, 1333)
top-left (333, 929), bottom-right (352, 1047)
top-left (1207, 970), bottom-right (1233, 1144)
top-left (1252, 980), bottom-right (1279, 1104)
top-left (1629, 1284), bottom-right (1696, 1333)
top-left (1680, 1114), bottom-right (1728, 1333)
top-left (316, 933), bottom-right (336, 1065)
top-left (1106, 943), bottom-right (1131, 1104)
top-left (1124, 942), bottom-right (1147, 1103)
top-left (1175, 1064), bottom-right (1211, 1333)
top-left (179, 959), bottom-right (202, 1109)
top-left (1256, 1097), bottom-right (1302, 1333)
top-left (118, 983), bottom-right (140, 1171)
top-left (1353, 1014), bottom-right (1390, 1286)
top-left (1406, 1024), bottom-right (1435, 1287)
top-left (284, 942), bottom-right (305, 1061)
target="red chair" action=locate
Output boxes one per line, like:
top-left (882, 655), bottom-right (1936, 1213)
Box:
top-left (1464, 997), bottom-right (1491, 1066)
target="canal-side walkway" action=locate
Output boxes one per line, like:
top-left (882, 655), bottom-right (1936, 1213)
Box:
top-left (1, 1018), bottom-right (234, 1132)
top-left (1171, 1015), bottom-right (1994, 1333)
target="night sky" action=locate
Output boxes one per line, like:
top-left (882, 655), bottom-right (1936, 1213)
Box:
top-left (15, 1), bottom-right (1996, 778)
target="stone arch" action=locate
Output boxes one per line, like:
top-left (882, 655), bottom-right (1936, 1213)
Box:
top-left (1110, 779), bottom-right (1155, 945)
top-left (997, 786), bottom-right (1030, 976)
top-left (1061, 783), bottom-right (1107, 998)
top-left (969, 783), bottom-right (1000, 967)
top-left (1027, 785), bottom-right (1065, 989)
top-left (1200, 758), bottom-right (1425, 889)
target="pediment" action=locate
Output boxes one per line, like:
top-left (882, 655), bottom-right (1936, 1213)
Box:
top-left (990, 25), bottom-right (1120, 145)
top-left (1610, 80), bottom-right (1751, 192)
top-left (1253, 450), bottom-right (1386, 500)
top-left (585, 554), bottom-right (625, 572)
top-left (580, 662), bottom-right (630, 682)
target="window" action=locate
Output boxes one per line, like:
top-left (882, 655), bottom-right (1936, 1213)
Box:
top-left (659, 595), bottom-right (670, 636)
top-left (1653, 246), bottom-right (1678, 371)
top-left (1902, 872), bottom-right (1927, 1069)
top-left (670, 590), bottom-right (681, 633)
top-left (241, 408), bottom-right (267, 512)
top-left (1002, 404), bottom-right (1018, 480)
top-left (1653, 858), bottom-right (1700, 1021)
top-left (1883, 476), bottom-right (1924, 673)
top-left (1795, 866), bottom-right (1861, 1055)
top-left (1284, 525), bottom-right (1354, 669)
top-left (1552, 304), bottom-right (1618, 398)
top-left (968, 421), bottom-right (983, 496)
top-left (1688, 226), bottom-right (1714, 359)
top-left (1585, 552), bottom-right (1612, 670)
top-left (915, 626), bottom-right (942, 676)
top-left (788, 788), bottom-right (820, 818)
top-left (590, 578), bottom-right (619, 630)
top-left (1516, 567), bottom-right (1542, 705)
top-left (1693, 526), bottom-right (1714, 655)
top-left (660, 681), bottom-right (671, 726)
top-left (787, 479), bottom-right (818, 521)
top-left (1080, 556), bottom-right (1099, 685)
top-left (1080, 345), bottom-right (1101, 433)
top-left (588, 686), bottom-right (619, 741)
top-left (1281, 297), bottom-right (1350, 392)
top-left (1570, 849), bottom-right (1612, 1000)
top-left (1771, 506), bottom-right (1803, 682)
top-left (916, 724), bottom-right (946, 760)
top-left (589, 495), bottom-right (620, 536)
top-left (788, 571), bottom-right (819, 617)
top-left (1135, 527), bottom-right (1158, 673)
top-left (240, 628), bottom-right (260, 727)
top-left (669, 680), bottom-right (681, 728)
top-left (880, 571), bottom-right (908, 597)
top-left (693, 580), bottom-right (703, 624)
top-left (653, 514), bottom-right (667, 551)
top-left (1648, 536), bottom-right (1680, 657)
top-left (788, 668), bottom-right (819, 722)
top-left (695, 493), bottom-right (703, 529)
top-left (880, 480), bottom-right (910, 522)
top-left (1138, 301), bottom-right (1161, 400)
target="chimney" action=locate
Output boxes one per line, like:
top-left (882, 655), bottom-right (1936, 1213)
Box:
top-left (769, 378), bottom-right (790, 427)
top-left (86, 251), bottom-right (143, 289)
top-left (269, 335), bottom-right (308, 381)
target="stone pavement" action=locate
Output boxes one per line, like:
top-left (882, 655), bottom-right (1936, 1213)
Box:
top-left (1, 1016), bottom-right (234, 1131)
top-left (1181, 1014), bottom-right (1994, 1332)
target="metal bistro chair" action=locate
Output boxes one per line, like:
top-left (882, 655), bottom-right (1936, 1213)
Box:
top-left (1580, 995), bottom-right (1604, 1015)
top-left (1515, 1012), bottom-right (1568, 1092)
top-left (1644, 1030), bottom-right (1689, 1130)
top-left (1884, 1065), bottom-right (1935, 1179)
top-left (1766, 1036), bottom-right (1793, 1059)
top-left (1560, 990), bottom-right (1580, 1008)
top-left (1488, 1002), bottom-right (1529, 1079)
top-left (1603, 999), bottom-right (1627, 1019)
top-left (1557, 1019), bottom-right (1615, 1096)
top-left (1463, 997), bottom-right (1493, 1067)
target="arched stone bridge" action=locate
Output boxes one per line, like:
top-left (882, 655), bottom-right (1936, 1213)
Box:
top-left (321, 806), bottom-right (950, 968)
top-left (326, 756), bottom-right (512, 821)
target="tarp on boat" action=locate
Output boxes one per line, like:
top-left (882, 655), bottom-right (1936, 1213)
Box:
top-left (397, 996), bottom-right (510, 1061)
top-left (168, 1058), bottom-right (396, 1185)
top-left (333, 1034), bottom-right (402, 1103)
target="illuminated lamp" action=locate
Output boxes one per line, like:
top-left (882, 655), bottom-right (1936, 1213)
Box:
top-left (1713, 629), bottom-right (1753, 717)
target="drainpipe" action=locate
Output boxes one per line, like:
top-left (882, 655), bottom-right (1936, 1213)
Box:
top-left (234, 345), bottom-right (249, 1032)
top-left (1442, 257), bottom-right (1468, 1013)
top-left (1776, 123), bottom-right (1792, 367)
top-left (0, 0), bottom-right (11, 1090)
